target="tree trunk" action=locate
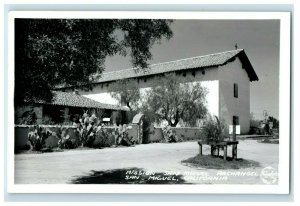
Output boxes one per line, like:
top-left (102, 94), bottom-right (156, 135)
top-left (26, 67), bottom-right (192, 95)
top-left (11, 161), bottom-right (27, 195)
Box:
top-left (170, 123), bottom-right (176, 127)
top-left (171, 111), bottom-right (180, 127)
top-left (171, 121), bottom-right (179, 127)
top-left (126, 102), bottom-right (132, 111)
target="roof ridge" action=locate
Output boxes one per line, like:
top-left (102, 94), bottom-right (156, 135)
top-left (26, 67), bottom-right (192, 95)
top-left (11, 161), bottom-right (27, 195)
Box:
top-left (148, 49), bottom-right (244, 68)
top-left (101, 67), bottom-right (134, 75)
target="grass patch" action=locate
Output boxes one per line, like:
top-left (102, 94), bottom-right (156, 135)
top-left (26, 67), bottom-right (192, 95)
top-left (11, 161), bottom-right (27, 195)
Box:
top-left (181, 155), bottom-right (260, 170)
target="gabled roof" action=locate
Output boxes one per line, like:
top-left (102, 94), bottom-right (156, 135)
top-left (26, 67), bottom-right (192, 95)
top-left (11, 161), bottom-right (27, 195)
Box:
top-left (36, 91), bottom-right (129, 111)
top-left (94, 49), bottom-right (258, 83)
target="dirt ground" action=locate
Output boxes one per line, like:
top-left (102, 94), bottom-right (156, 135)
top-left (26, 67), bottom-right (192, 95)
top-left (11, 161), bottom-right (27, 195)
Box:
top-left (14, 140), bottom-right (279, 184)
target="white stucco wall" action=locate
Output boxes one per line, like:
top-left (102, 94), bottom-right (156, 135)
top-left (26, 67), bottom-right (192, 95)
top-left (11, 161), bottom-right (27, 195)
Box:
top-left (72, 57), bottom-right (251, 133)
top-left (80, 68), bottom-right (221, 119)
top-left (83, 93), bottom-right (120, 105)
top-left (196, 81), bottom-right (219, 117)
top-left (79, 65), bottom-right (221, 104)
top-left (218, 58), bottom-right (251, 134)
top-left (82, 80), bottom-right (219, 119)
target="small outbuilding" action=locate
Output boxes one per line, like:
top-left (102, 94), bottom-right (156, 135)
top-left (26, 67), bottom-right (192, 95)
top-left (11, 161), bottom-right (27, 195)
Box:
top-left (15, 91), bottom-right (129, 125)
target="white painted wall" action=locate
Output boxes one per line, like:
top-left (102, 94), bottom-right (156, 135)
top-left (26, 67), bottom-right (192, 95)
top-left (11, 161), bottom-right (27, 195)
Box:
top-left (83, 93), bottom-right (120, 105)
top-left (80, 67), bottom-right (221, 110)
top-left (200, 81), bottom-right (219, 117)
top-left (82, 79), bottom-right (219, 129)
top-left (71, 57), bottom-right (251, 133)
top-left (218, 58), bottom-right (251, 134)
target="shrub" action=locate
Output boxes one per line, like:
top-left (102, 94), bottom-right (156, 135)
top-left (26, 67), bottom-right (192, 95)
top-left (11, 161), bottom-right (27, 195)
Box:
top-left (162, 126), bottom-right (182, 143)
top-left (25, 111), bottom-right (139, 151)
top-left (92, 125), bottom-right (135, 148)
top-left (57, 127), bottom-right (76, 149)
top-left (93, 127), bottom-right (115, 148)
top-left (201, 115), bottom-right (228, 143)
top-left (27, 125), bottom-right (52, 151)
top-left (16, 107), bottom-right (37, 125)
top-left (115, 125), bottom-right (136, 146)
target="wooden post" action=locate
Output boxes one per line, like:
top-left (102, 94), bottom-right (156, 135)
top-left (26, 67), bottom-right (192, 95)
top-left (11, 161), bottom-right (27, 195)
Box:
top-left (231, 125), bottom-right (237, 160)
top-left (223, 146), bottom-right (227, 160)
top-left (35, 105), bottom-right (43, 124)
top-left (198, 142), bottom-right (202, 156)
top-left (233, 125), bottom-right (236, 141)
top-left (211, 145), bottom-right (218, 156)
top-left (63, 107), bottom-right (70, 123)
top-left (232, 144), bottom-right (237, 160)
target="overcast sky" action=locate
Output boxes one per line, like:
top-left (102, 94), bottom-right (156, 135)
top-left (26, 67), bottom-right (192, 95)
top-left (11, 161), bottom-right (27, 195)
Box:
top-left (105, 20), bottom-right (280, 120)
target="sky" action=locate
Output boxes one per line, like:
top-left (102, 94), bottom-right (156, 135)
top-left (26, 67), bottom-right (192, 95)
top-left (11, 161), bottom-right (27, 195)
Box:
top-left (104, 20), bottom-right (280, 120)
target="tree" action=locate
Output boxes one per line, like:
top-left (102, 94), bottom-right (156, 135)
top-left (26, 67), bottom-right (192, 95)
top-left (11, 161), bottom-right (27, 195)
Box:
top-left (109, 79), bottom-right (141, 123)
top-left (268, 116), bottom-right (279, 129)
top-left (141, 73), bottom-right (208, 127)
top-left (15, 19), bottom-right (173, 105)
top-left (109, 79), bottom-right (140, 111)
top-left (250, 112), bottom-right (261, 128)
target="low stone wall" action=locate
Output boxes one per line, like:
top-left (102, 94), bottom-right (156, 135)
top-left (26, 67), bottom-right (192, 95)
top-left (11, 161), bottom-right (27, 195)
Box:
top-left (147, 127), bottom-right (203, 143)
top-left (15, 125), bottom-right (77, 151)
top-left (15, 124), bottom-right (203, 152)
top-left (172, 127), bottom-right (203, 141)
top-left (15, 125), bottom-right (31, 150)
top-left (151, 128), bottom-right (164, 142)
top-left (126, 124), bottom-right (140, 143)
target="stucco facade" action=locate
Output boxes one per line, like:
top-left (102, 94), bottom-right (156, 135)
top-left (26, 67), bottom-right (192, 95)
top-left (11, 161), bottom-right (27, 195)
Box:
top-left (60, 49), bottom-right (258, 134)
top-left (218, 59), bottom-right (251, 134)
top-left (77, 68), bottom-right (221, 120)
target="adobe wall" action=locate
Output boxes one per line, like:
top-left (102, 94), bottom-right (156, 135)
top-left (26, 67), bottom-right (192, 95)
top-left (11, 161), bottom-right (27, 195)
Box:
top-left (74, 67), bottom-right (220, 119)
top-left (218, 58), bottom-right (251, 134)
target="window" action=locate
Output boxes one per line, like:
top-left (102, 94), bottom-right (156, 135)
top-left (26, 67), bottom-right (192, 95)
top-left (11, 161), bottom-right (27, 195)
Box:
top-left (233, 116), bottom-right (239, 125)
top-left (234, 83), bottom-right (238, 98)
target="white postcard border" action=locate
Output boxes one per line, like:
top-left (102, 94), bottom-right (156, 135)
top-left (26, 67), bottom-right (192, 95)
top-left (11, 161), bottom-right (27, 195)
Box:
top-left (7, 11), bottom-right (291, 194)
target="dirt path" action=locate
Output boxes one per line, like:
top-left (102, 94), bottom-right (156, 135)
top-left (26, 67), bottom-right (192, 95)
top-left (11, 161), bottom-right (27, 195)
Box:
top-left (14, 140), bottom-right (278, 184)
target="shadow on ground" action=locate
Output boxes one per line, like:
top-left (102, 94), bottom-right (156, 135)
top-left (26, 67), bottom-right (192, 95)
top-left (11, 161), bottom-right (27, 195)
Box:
top-left (182, 155), bottom-right (260, 170)
top-left (71, 167), bottom-right (188, 184)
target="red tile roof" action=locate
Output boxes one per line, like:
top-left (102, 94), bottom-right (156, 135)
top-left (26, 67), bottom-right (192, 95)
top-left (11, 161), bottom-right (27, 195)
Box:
top-left (38, 91), bottom-right (129, 111)
top-left (94, 49), bottom-right (258, 83)
top-left (56, 49), bottom-right (258, 90)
